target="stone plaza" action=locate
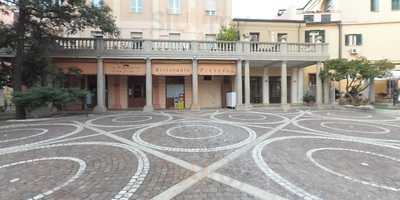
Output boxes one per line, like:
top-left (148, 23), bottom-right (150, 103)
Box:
top-left (0, 108), bottom-right (400, 200)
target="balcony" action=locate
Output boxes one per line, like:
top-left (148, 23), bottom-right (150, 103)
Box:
top-left (1, 38), bottom-right (329, 61)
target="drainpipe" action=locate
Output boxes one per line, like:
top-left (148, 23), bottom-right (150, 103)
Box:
top-left (338, 22), bottom-right (343, 59)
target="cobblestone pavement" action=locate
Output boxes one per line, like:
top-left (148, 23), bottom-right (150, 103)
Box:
top-left (0, 108), bottom-right (400, 200)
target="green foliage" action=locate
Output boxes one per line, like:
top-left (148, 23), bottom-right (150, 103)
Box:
top-left (216, 25), bottom-right (239, 41)
top-left (321, 58), bottom-right (395, 97)
top-left (303, 92), bottom-right (316, 104)
top-left (13, 87), bottom-right (88, 111)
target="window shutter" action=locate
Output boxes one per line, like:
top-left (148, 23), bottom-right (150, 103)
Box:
top-left (356, 34), bottom-right (363, 45)
top-left (319, 30), bottom-right (326, 43)
top-left (345, 35), bottom-right (350, 46)
top-left (305, 31), bottom-right (311, 43)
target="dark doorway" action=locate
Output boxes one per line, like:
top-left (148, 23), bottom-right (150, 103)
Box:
top-left (166, 77), bottom-right (185, 109)
top-left (269, 76), bottom-right (291, 104)
top-left (128, 76), bottom-right (146, 108)
top-left (86, 75), bottom-right (98, 108)
top-left (250, 77), bottom-right (262, 104)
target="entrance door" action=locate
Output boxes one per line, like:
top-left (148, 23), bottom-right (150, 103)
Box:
top-left (269, 76), bottom-right (291, 104)
top-left (250, 77), bottom-right (262, 104)
top-left (166, 77), bottom-right (185, 109)
top-left (128, 76), bottom-right (146, 108)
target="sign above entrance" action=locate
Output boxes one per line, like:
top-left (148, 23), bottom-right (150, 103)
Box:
top-left (152, 63), bottom-right (192, 76)
top-left (198, 63), bottom-right (236, 76)
top-left (56, 62), bottom-right (97, 75)
top-left (104, 63), bottom-right (145, 75)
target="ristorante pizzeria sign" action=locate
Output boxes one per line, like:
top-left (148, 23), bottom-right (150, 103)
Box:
top-left (104, 63), bottom-right (146, 75)
top-left (198, 63), bottom-right (236, 75)
top-left (152, 63), bottom-right (192, 76)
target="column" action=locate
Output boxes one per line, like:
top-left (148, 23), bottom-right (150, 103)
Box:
top-left (298, 67), bottom-right (304, 104)
top-left (191, 58), bottom-right (200, 111)
top-left (281, 61), bottom-right (288, 108)
top-left (143, 58), bottom-right (154, 112)
top-left (235, 60), bottom-right (243, 109)
top-left (291, 67), bottom-right (298, 104)
top-left (369, 78), bottom-right (376, 104)
top-left (262, 67), bottom-right (270, 105)
top-left (244, 60), bottom-right (251, 108)
top-left (94, 58), bottom-right (106, 113)
top-left (323, 68), bottom-right (330, 104)
top-left (316, 62), bottom-right (323, 106)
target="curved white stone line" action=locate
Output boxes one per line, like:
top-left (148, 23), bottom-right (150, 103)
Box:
top-left (86, 112), bottom-right (173, 128)
top-left (0, 128), bottom-right (48, 143)
top-left (133, 120), bottom-right (257, 152)
top-left (320, 122), bottom-right (390, 134)
top-left (210, 111), bottom-right (289, 125)
top-left (309, 110), bottom-right (400, 123)
top-left (229, 114), bottom-right (267, 121)
top-left (0, 157), bottom-right (87, 200)
top-left (252, 135), bottom-right (400, 200)
top-left (0, 142), bottom-right (149, 200)
top-left (112, 116), bottom-right (153, 123)
top-left (0, 123), bottom-right (83, 150)
top-left (292, 119), bottom-right (400, 144)
top-left (166, 125), bottom-right (224, 140)
top-left (307, 148), bottom-right (400, 192)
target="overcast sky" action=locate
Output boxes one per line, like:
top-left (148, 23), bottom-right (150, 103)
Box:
top-left (233, 0), bottom-right (308, 19)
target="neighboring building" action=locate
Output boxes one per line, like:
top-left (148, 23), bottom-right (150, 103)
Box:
top-left (277, 0), bottom-right (400, 103)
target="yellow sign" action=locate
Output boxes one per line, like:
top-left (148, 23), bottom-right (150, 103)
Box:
top-left (152, 63), bottom-right (192, 76)
top-left (104, 63), bottom-right (145, 75)
top-left (198, 64), bottom-right (236, 75)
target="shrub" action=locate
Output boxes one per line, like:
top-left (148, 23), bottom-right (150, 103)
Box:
top-left (13, 87), bottom-right (88, 112)
top-left (303, 93), bottom-right (316, 105)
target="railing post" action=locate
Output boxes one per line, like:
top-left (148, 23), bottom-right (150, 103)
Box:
top-left (243, 42), bottom-right (251, 54)
top-left (281, 42), bottom-right (288, 57)
top-left (191, 41), bottom-right (199, 54)
top-left (143, 40), bottom-right (152, 52)
top-left (95, 36), bottom-right (104, 56)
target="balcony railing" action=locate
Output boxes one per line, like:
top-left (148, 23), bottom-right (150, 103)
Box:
top-left (0, 38), bottom-right (329, 60)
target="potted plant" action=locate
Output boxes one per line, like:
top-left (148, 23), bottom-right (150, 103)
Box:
top-left (303, 92), bottom-right (316, 106)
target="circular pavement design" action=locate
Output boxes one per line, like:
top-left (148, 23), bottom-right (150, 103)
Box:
top-left (293, 119), bottom-right (400, 142)
top-left (211, 111), bottom-right (288, 125)
top-left (133, 120), bottom-right (257, 152)
top-left (0, 142), bottom-right (149, 200)
top-left (253, 136), bottom-right (400, 200)
top-left (86, 112), bottom-right (172, 128)
top-left (310, 110), bottom-right (400, 122)
top-left (0, 123), bottom-right (83, 149)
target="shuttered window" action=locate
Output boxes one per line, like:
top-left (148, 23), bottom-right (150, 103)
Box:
top-left (305, 30), bottom-right (325, 43)
top-left (131, 0), bottom-right (144, 13)
top-left (393, 0), bottom-right (400, 10)
top-left (371, 0), bottom-right (379, 11)
top-left (168, 0), bottom-right (181, 14)
top-left (345, 34), bottom-right (363, 46)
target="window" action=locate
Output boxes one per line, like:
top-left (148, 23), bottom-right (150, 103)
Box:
top-left (131, 0), bottom-right (143, 13)
top-left (305, 30), bottom-right (325, 43)
top-left (249, 32), bottom-right (260, 41)
top-left (345, 34), bottom-right (363, 46)
top-left (169, 33), bottom-right (181, 40)
top-left (205, 34), bottom-right (216, 41)
top-left (168, 0), bottom-right (181, 14)
top-left (393, 0), bottom-right (400, 10)
top-left (371, 0), bottom-right (379, 11)
top-left (206, 0), bottom-right (217, 16)
top-left (203, 76), bottom-right (212, 81)
top-left (321, 14), bottom-right (331, 23)
top-left (131, 32), bottom-right (143, 39)
top-left (277, 33), bottom-right (288, 42)
top-left (304, 15), bottom-right (314, 23)
top-left (323, 0), bottom-right (334, 11)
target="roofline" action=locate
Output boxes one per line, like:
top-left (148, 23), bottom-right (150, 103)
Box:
top-left (306, 21), bottom-right (342, 25)
top-left (233, 18), bottom-right (305, 24)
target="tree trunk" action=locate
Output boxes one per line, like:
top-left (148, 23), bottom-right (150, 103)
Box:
top-left (14, 1), bottom-right (27, 119)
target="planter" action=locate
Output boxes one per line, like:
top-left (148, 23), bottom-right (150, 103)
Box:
top-left (27, 104), bottom-right (57, 118)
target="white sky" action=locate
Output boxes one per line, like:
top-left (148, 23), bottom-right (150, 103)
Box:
top-left (233, 0), bottom-right (308, 19)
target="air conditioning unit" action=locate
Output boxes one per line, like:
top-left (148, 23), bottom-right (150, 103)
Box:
top-left (350, 48), bottom-right (359, 55)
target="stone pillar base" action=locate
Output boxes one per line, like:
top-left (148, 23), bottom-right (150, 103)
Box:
top-left (281, 104), bottom-right (290, 112)
top-left (93, 106), bottom-right (107, 113)
top-left (191, 104), bottom-right (200, 112)
top-left (143, 105), bottom-right (154, 112)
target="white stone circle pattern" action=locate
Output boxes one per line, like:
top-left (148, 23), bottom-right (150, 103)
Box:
top-left (307, 147), bottom-right (400, 192)
top-left (133, 120), bottom-right (257, 152)
top-left (252, 136), bottom-right (400, 200)
top-left (0, 142), bottom-right (149, 200)
top-left (86, 112), bottom-right (172, 128)
top-left (0, 157), bottom-right (87, 200)
top-left (0, 128), bottom-right (48, 143)
top-left (211, 111), bottom-right (289, 125)
top-left (166, 125), bottom-right (224, 140)
top-left (320, 122), bottom-right (391, 135)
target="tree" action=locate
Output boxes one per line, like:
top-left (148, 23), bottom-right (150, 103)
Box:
top-left (216, 24), bottom-right (239, 41)
top-left (321, 58), bottom-right (395, 99)
top-left (0, 0), bottom-right (119, 118)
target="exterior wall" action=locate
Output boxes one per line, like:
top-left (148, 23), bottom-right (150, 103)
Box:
top-left (107, 76), bottom-right (128, 109)
top-left (81, 0), bottom-right (232, 40)
top-left (338, 0), bottom-right (400, 23)
top-left (235, 20), bottom-right (304, 42)
top-left (199, 76), bottom-right (223, 108)
top-left (304, 23), bottom-right (340, 59)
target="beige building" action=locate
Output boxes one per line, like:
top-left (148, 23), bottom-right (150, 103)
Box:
top-left (276, 0), bottom-right (400, 103)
